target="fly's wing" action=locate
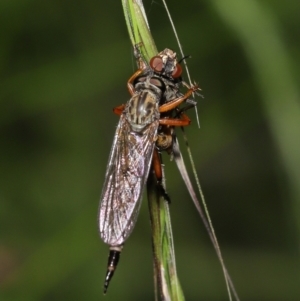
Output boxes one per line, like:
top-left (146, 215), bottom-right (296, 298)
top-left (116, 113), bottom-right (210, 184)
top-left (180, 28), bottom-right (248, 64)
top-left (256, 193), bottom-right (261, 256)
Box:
top-left (98, 115), bottom-right (159, 246)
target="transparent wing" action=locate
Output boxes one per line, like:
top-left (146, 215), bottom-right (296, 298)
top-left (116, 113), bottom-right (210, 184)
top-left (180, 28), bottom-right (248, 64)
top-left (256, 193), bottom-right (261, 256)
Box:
top-left (98, 115), bottom-right (159, 246)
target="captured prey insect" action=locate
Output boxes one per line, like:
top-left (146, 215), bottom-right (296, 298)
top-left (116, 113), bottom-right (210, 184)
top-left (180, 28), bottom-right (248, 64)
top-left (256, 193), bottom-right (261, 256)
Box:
top-left (98, 48), bottom-right (199, 294)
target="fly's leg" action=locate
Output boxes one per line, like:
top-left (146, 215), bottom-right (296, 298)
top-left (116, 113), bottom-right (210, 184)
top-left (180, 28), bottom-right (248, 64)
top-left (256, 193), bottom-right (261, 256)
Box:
top-left (134, 43), bottom-right (148, 70)
top-left (113, 66), bottom-right (146, 115)
top-left (159, 112), bottom-right (191, 127)
top-left (128, 44), bottom-right (151, 95)
top-left (127, 68), bottom-right (144, 96)
top-left (113, 104), bottom-right (125, 116)
top-left (103, 245), bottom-right (123, 294)
top-left (159, 85), bottom-right (199, 113)
top-left (152, 148), bottom-right (171, 203)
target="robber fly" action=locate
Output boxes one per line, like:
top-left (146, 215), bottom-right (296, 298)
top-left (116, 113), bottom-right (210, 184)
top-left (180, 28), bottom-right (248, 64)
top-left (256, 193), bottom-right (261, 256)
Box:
top-left (98, 48), bottom-right (199, 293)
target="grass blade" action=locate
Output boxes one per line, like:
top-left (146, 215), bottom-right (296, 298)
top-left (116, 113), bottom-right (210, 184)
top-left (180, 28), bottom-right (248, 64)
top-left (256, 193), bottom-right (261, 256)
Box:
top-left (121, 1), bottom-right (185, 300)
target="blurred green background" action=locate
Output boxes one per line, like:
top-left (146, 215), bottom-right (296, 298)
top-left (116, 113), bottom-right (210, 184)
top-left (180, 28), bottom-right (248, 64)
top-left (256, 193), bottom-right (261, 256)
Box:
top-left (1, 0), bottom-right (300, 300)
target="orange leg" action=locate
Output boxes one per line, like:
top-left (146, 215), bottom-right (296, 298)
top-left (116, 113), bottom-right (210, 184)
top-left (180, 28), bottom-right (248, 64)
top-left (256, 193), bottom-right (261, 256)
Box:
top-left (114, 67), bottom-right (146, 115)
top-left (151, 148), bottom-right (170, 202)
top-left (127, 68), bottom-right (144, 96)
top-left (159, 85), bottom-right (199, 113)
top-left (159, 113), bottom-right (191, 126)
top-left (113, 104), bottom-right (125, 116)
top-left (152, 148), bottom-right (163, 181)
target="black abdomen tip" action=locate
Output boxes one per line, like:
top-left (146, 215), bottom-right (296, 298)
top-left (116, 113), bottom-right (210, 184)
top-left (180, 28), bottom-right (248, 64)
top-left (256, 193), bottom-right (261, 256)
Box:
top-left (103, 247), bottom-right (122, 294)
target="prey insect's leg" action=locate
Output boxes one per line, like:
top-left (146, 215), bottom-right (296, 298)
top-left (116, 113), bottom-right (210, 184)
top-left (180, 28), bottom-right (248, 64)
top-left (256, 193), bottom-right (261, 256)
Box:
top-left (103, 245), bottom-right (123, 294)
top-left (152, 148), bottom-right (171, 203)
top-left (159, 85), bottom-right (199, 113)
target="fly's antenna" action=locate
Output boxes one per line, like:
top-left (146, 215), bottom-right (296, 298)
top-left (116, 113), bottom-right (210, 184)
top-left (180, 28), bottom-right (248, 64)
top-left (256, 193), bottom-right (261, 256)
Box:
top-left (178, 55), bottom-right (191, 65)
top-left (161, 0), bottom-right (200, 127)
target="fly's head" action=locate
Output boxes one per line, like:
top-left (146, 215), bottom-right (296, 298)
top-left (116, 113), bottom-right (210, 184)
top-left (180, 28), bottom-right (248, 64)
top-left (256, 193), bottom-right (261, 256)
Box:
top-left (133, 48), bottom-right (192, 106)
top-left (149, 48), bottom-right (182, 81)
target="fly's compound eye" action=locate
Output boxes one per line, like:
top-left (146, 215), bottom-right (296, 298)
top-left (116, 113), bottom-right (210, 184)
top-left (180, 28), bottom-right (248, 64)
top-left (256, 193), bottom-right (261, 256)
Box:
top-left (171, 63), bottom-right (182, 78)
top-left (150, 56), bottom-right (164, 73)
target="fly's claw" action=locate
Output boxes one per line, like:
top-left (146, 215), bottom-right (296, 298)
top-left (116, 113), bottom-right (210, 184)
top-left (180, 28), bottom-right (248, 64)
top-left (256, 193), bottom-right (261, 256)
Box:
top-left (193, 81), bottom-right (201, 91)
top-left (182, 80), bottom-right (201, 91)
top-left (187, 81), bottom-right (202, 98)
top-left (134, 43), bottom-right (148, 71)
top-left (133, 42), bottom-right (143, 59)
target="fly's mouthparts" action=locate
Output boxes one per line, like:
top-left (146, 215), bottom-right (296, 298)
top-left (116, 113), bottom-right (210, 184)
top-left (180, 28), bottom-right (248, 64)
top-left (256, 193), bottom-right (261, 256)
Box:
top-left (103, 245), bottom-right (123, 294)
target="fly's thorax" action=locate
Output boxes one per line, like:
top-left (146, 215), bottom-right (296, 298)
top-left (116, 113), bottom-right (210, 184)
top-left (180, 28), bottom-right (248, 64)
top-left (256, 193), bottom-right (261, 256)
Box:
top-left (125, 88), bottom-right (160, 132)
top-left (134, 75), bottom-right (166, 96)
